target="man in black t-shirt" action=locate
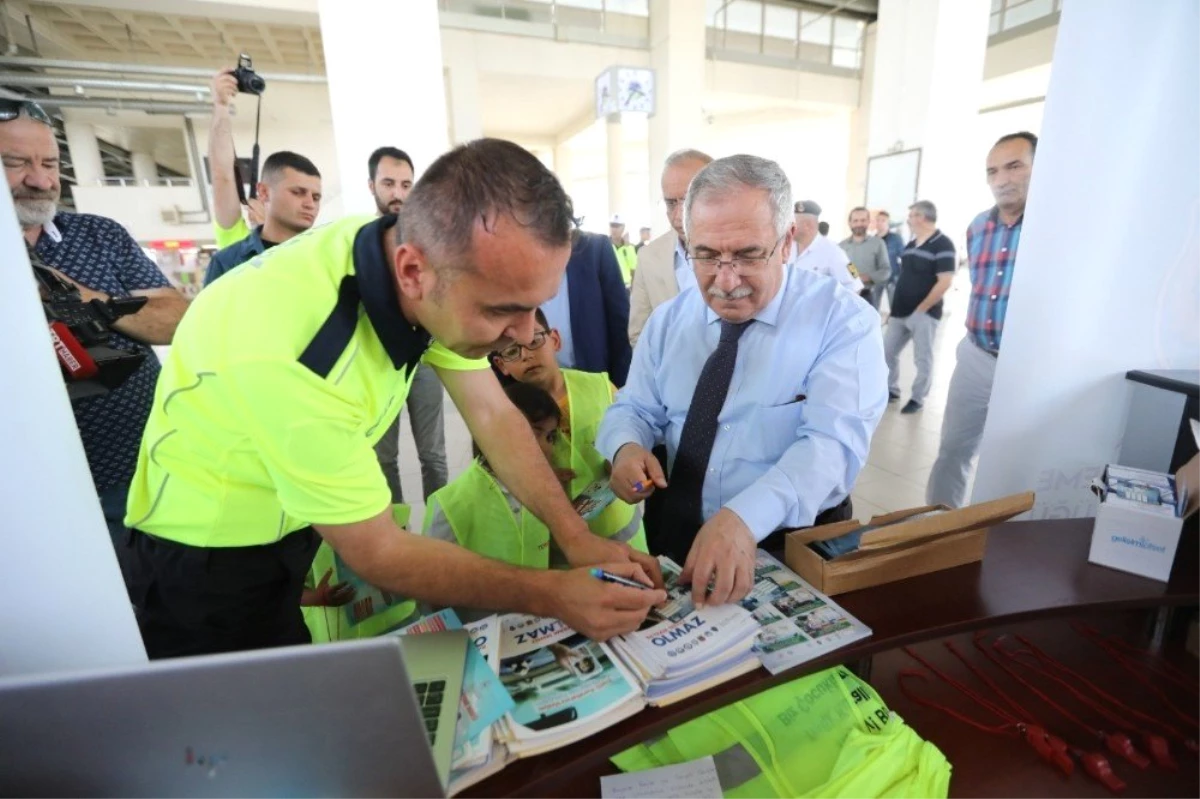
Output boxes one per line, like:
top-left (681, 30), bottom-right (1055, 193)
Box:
top-left (884, 200), bottom-right (956, 414)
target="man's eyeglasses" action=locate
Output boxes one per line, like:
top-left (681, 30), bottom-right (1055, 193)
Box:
top-left (688, 233), bottom-right (786, 276)
top-left (496, 329), bottom-right (549, 362)
top-left (0, 99), bottom-right (52, 126)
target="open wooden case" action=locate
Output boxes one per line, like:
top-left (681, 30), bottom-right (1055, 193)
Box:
top-left (783, 491), bottom-right (1036, 596)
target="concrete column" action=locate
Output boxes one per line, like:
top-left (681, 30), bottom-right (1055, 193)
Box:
top-left (131, 152), bottom-right (158, 184)
top-left (844, 22), bottom-right (877, 214)
top-left (446, 53), bottom-right (483, 145)
top-left (647, 0), bottom-right (706, 210)
top-left (318, 0), bottom-right (449, 216)
top-left (62, 121), bottom-right (104, 185)
top-left (867, 0), bottom-right (991, 244)
top-left (606, 113), bottom-right (624, 220)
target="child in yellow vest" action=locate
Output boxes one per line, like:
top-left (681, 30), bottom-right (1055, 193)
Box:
top-left (491, 309), bottom-right (648, 555)
top-left (422, 382), bottom-right (562, 570)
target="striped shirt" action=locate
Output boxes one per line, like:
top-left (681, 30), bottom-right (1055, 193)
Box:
top-left (965, 207), bottom-right (1022, 353)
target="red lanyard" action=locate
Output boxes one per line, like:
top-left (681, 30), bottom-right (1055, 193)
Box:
top-left (952, 635), bottom-right (1127, 793)
top-left (1009, 633), bottom-right (1192, 767)
top-left (901, 646), bottom-right (1077, 778)
top-left (1072, 623), bottom-right (1200, 731)
top-left (985, 634), bottom-right (1155, 770)
top-left (1074, 621), bottom-right (1199, 698)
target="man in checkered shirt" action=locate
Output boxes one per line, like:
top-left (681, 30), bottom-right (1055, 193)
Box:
top-left (926, 132), bottom-right (1037, 508)
top-left (1, 99), bottom-right (188, 545)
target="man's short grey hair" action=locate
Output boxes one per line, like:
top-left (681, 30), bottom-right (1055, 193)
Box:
top-left (910, 199), bottom-right (938, 222)
top-left (682, 154), bottom-right (793, 240)
top-left (663, 148), bottom-right (714, 173)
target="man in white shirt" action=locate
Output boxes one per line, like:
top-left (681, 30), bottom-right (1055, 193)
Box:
top-left (628, 148), bottom-right (714, 345)
top-left (788, 200), bottom-right (863, 293)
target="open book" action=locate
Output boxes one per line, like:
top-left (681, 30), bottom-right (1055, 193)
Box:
top-left (494, 614), bottom-right (645, 757)
top-left (610, 557), bottom-right (760, 706)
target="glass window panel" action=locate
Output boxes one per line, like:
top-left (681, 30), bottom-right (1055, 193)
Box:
top-left (763, 3), bottom-right (798, 40)
top-left (832, 16), bottom-right (862, 49)
top-left (989, 12), bottom-right (1001, 34)
top-left (991, 0), bottom-right (1003, 12)
top-left (558, 0), bottom-right (603, 9)
top-left (725, 0), bottom-right (762, 34)
top-left (799, 10), bottom-right (832, 45)
top-left (1002, 0), bottom-right (1053, 28)
top-left (605, 0), bottom-right (649, 15)
top-left (832, 46), bottom-right (859, 69)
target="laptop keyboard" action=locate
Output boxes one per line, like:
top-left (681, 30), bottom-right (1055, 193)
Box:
top-left (412, 679), bottom-right (446, 746)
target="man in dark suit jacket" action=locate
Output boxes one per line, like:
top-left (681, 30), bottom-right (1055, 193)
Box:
top-left (539, 229), bottom-right (633, 387)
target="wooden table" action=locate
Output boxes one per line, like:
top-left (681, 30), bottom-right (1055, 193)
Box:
top-left (465, 517), bottom-right (1198, 797)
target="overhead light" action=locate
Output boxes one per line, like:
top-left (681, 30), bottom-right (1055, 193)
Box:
top-left (74, 84), bottom-right (84, 94)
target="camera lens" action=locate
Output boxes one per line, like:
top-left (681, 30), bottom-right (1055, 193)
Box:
top-left (248, 74), bottom-right (266, 93)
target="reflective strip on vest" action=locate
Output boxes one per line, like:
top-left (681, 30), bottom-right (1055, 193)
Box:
top-left (612, 666), bottom-right (951, 799)
top-left (432, 460), bottom-right (551, 569)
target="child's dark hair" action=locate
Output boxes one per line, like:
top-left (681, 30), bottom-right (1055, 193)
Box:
top-left (534, 307), bottom-right (550, 331)
top-left (472, 381), bottom-right (562, 460)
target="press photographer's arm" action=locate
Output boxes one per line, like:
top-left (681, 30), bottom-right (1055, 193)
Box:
top-left (47, 267), bottom-right (187, 346)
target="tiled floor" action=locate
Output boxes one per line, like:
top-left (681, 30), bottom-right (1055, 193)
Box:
top-left (391, 266), bottom-right (977, 527)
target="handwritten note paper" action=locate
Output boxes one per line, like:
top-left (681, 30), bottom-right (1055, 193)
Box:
top-left (600, 756), bottom-right (723, 799)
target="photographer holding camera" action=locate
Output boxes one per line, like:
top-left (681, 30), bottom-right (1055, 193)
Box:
top-left (205, 61), bottom-right (323, 285)
top-left (1, 99), bottom-right (189, 544)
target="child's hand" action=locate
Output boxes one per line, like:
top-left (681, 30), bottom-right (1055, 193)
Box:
top-left (301, 568), bottom-right (356, 607)
top-left (610, 443), bottom-right (668, 503)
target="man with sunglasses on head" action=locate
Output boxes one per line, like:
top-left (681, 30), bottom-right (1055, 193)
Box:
top-left (598, 155), bottom-right (888, 607)
top-left (0, 99), bottom-right (189, 546)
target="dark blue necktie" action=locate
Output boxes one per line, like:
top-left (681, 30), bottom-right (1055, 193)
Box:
top-left (658, 319), bottom-right (752, 562)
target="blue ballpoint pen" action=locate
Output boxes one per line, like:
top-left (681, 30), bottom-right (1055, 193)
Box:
top-left (590, 567), bottom-right (652, 590)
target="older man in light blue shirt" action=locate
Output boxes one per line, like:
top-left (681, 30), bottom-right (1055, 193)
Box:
top-left (597, 154), bottom-right (888, 606)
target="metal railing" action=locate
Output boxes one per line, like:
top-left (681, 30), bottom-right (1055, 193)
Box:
top-left (706, 0), bottom-right (866, 72)
top-left (96, 177), bottom-right (195, 188)
top-left (989, 0), bottom-right (1061, 36)
top-left (438, 0), bottom-right (649, 37)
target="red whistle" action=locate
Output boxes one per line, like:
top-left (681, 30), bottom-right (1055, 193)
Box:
top-left (1141, 732), bottom-right (1176, 771)
top-left (1105, 731), bottom-right (1150, 769)
top-left (1077, 749), bottom-right (1127, 794)
top-left (1026, 725), bottom-right (1074, 776)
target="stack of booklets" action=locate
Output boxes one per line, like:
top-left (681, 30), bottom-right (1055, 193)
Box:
top-left (609, 558), bottom-right (761, 706)
top-left (739, 551), bottom-right (872, 674)
top-left (1102, 464), bottom-right (1185, 517)
top-left (493, 614), bottom-right (645, 757)
top-left (399, 553), bottom-right (871, 793)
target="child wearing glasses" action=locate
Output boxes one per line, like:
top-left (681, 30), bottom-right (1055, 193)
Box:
top-left (491, 309), bottom-right (648, 556)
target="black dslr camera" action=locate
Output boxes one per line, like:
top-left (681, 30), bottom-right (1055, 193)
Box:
top-left (32, 248), bottom-right (147, 403)
top-left (232, 53), bottom-right (266, 95)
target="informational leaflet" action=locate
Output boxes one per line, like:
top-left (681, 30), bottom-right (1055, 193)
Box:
top-left (739, 552), bottom-right (872, 674)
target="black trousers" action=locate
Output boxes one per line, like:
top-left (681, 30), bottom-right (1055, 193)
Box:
top-left (123, 527), bottom-right (321, 659)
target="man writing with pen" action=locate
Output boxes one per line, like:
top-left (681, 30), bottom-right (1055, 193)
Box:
top-left (597, 154), bottom-right (889, 607)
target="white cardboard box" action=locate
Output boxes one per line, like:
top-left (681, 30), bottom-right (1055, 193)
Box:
top-left (1089, 465), bottom-right (1184, 582)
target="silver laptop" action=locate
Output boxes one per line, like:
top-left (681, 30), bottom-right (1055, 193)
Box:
top-left (0, 633), bottom-right (469, 797)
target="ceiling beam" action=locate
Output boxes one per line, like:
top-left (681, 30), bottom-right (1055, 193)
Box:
top-left (255, 23), bottom-right (285, 64)
top-left (107, 10), bottom-right (175, 59)
top-left (37, 0), bottom-right (318, 28)
top-left (4, 0), bottom-right (84, 56)
top-left (301, 26), bottom-right (321, 68)
top-left (57, 5), bottom-right (129, 54)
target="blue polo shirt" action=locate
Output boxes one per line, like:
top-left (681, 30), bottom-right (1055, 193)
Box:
top-left (204, 226), bottom-right (272, 286)
top-left (33, 212), bottom-right (171, 492)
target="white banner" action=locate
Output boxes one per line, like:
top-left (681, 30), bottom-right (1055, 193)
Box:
top-left (973, 0), bottom-right (1200, 519)
top-left (0, 191), bottom-right (146, 677)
